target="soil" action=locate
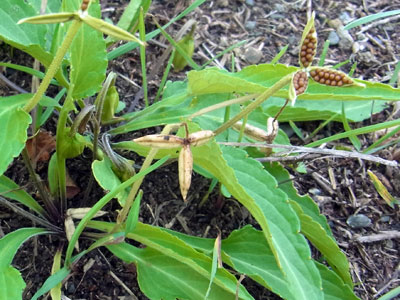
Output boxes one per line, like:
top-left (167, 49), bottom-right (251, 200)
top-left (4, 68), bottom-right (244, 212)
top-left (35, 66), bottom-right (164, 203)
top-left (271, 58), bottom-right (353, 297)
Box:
top-left (1, 0), bottom-right (400, 299)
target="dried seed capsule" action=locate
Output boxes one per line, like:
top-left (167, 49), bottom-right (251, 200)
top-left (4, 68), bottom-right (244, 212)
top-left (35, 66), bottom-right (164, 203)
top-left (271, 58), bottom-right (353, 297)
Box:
top-left (133, 134), bottom-right (184, 149)
top-left (309, 67), bottom-right (354, 86)
top-left (233, 122), bottom-right (270, 142)
top-left (299, 13), bottom-right (317, 68)
top-left (187, 130), bottom-right (214, 147)
top-left (292, 71), bottom-right (309, 95)
top-left (178, 144), bottom-right (193, 201)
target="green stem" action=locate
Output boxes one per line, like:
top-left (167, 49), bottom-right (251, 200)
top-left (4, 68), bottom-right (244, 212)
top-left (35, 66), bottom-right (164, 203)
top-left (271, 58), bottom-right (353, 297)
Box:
top-left (213, 74), bottom-right (292, 136)
top-left (23, 19), bottom-right (82, 113)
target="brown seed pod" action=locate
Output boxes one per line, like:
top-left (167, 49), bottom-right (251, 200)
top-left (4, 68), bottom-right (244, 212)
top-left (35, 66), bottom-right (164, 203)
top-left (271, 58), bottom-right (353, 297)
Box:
top-left (178, 144), bottom-right (193, 201)
top-left (187, 130), bottom-right (214, 147)
top-left (309, 68), bottom-right (354, 86)
top-left (133, 134), bottom-right (184, 149)
top-left (81, 0), bottom-right (90, 11)
top-left (299, 15), bottom-right (317, 68)
top-left (292, 71), bottom-right (309, 95)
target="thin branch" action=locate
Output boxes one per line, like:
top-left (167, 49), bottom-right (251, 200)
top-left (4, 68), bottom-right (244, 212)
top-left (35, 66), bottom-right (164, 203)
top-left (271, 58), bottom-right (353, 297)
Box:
top-left (354, 231), bottom-right (400, 243)
top-left (218, 142), bottom-right (399, 167)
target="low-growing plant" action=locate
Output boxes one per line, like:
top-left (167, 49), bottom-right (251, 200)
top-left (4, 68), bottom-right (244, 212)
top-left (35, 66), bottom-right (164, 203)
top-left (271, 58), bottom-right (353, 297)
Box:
top-left (0, 0), bottom-right (399, 299)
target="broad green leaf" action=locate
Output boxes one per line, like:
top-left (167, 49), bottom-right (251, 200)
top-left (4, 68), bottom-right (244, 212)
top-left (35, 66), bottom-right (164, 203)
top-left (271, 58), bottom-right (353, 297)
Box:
top-left (188, 64), bottom-right (400, 102)
top-left (69, 2), bottom-right (108, 99)
top-left (222, 225), bottom-right (292, 299)
top-left (0, 266), bottom-right (26, 300)
top-left (92, 157), bottom-right (129, 206)
top-left (263, 162), bottom-right (333, 237)
top-left (316, 262), bottom-right (359, 300)
top-left (0, 96), bottom-right (31, 176)
top-left (0, 175), bottom-right (44, 217)
top-left (108, 242), bottom-right (252, 300)
top-left (262, 97), bottom-right (386, 122)
top-left (0, 0), bottom-right (67, 87)
top-left (88, 221), bottom-right (253, 300)
top-left (0, 227), bottom-right (49, 269)
top-left (290, 201), bottom-right (353, 287)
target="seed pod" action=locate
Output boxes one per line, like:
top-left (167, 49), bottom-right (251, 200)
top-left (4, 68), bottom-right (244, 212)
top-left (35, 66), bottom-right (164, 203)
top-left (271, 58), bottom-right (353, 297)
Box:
top-left (309, 67), bottom-right (354, 86)
top-left (233, 122), bottom-right (269, 142)
top-left (289, 71), bottom-right (308, 105)
top-left (299, 12), bottom-right (317, 68)
top-left (188, 130), bottom-right (214, 146)
top-left (178, 144), bottom-right (193, 201)
top-left (266, 117), bottom-right (279, 142)
top-left (133, 134), bottom-right (184, 149)
top-left (81, 0), bottom-right (90, 11)
top-left (66, 208), bottom-right (107, 220)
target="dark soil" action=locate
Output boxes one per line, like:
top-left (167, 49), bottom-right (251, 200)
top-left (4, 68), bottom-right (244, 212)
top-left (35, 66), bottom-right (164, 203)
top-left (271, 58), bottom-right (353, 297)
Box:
top-left (1, 0), bottom-right (400, 299)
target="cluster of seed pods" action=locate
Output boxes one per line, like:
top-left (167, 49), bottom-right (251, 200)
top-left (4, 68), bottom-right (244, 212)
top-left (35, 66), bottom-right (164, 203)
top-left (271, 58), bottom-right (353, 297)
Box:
top-left (299, 28), bottom-right (317, 68)
top-left (309, 68), bottom-right (354, 86)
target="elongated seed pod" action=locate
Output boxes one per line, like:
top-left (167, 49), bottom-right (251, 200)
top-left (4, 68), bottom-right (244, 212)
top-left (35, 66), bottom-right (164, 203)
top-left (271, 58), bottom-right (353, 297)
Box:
top-left (233, 122), bottom-right (269, 142)
top-left (309, 67), bottom-right (354, 86)
top-left (188, 130), bottom-right (214, 146)
top-left (133, 134), bottom-right (184, 149)
top-left (299, 13), bottom-right (317, 68)
top-left (178, 144), bottom-right (193, 201)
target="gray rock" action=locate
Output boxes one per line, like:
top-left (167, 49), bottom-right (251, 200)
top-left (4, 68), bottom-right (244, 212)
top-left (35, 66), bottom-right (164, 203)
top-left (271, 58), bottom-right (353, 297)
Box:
top-left (328, 31), bottom-right (340, 46)
top-left (244, 47), bottom-right (263, 64)
top-left (339, 11), bottom-right (353, 24)
top-left (380, 215), bottom-right (391, 223)
top-left (245, 0), bottom-right (254, 7)
top-left (245, 21), bottom-right (257, 31)
top-left (347, 214), bottom-right (372, 229)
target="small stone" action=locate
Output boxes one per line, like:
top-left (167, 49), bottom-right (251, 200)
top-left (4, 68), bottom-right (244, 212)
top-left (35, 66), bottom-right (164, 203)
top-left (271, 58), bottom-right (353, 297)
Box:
top-left (346, 214), bottom-right (372, 229)
top-left (328, 31), bottom-right (340, 46)
top-left (379, 215), bottom-right (391, 223)
top-left (245, 0), bottom-right (254, 6)
top-left (245, 21), bottom-right (257, 31)
top-left (273, 3), bottom-right (287, 13)
top-left (308, 188), bottom-right (321, 195)
top-left (244, 47), bottom-right (263, 64)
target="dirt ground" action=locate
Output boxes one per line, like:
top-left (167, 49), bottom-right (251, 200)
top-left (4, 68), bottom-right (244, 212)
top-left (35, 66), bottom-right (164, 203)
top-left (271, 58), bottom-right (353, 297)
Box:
top-left (1, 0), bottom-right (400, 299)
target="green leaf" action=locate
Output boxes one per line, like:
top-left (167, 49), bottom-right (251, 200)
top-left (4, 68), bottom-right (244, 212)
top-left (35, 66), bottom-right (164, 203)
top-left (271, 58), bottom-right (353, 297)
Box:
top-left (31, 267), bottom-right (71, 300)
top-left (262, 97), bottom-right (386, 122)
top-left (0, 227), bottom-right (49, 269)
top-left (263, 162), bottom-right (333, 238)
top-left (125, 190), bottom-right (142, 234)
top-left (69, 3), bottom-right (108, 99)
top-left (92, 157), bottom-right (129, 206)
top-left (0, 96), bottom-right (31, 176)
top-left (341, 103), bottom-right (361, 150)
top-left (0, 266), bottom-right (26, 300)
top-left (87, 221), bottom-right (253, 300)
top-left (0, 0), bottom-right (67, 87)
top-left (290, 201), bottom-right (353, 287)
top-left (0, 175), bottom-right (44, 217)
top-left (188, 64), bottom-right (400, 102)
top-left (316, 262), bottom-right (359, 300)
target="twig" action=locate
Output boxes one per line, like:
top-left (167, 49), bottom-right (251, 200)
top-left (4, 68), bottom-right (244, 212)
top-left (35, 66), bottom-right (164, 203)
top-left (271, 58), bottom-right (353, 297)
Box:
top-left (109, 270), bottom-right (138, 298)
top-left (217, 142), bottom-right (399, 167)
top-left (0, 72), bottom-right (28, 94)
top-left (354, 231), bottom-right (400, 243)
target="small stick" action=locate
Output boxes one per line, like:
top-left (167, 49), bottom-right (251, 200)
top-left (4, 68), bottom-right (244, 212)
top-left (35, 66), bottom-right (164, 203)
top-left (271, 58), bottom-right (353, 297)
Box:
top-left (354, 231), bottom-right (400, 243)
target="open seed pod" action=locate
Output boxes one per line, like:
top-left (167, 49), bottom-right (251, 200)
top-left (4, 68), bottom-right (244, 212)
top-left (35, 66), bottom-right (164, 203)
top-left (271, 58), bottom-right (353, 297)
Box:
top-left (289, 70), bottom-right (308, 105)
top-left (309, 67), bottom-right (354, 86)
top-left (299, 12), bottom-right (317, 68)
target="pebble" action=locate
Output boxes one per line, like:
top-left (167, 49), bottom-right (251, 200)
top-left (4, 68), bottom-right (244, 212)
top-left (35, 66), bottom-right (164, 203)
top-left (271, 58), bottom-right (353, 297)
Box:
top-left (379, 215), bottom-right (391, 223)
top-left (245, 0), bottom-right (254, 7)
top-left (273, 3), bottom-right (287, 13)
top-left (346, 214), bottom-right (372, 229)
top-left (244, 47), bottom-right (263, 64)
top-left (308, 188), bottom-right (322, 195)
top-left (245, 21), bottom-right (257, 31)
top-left (328, 31), bottom-right (340, 46)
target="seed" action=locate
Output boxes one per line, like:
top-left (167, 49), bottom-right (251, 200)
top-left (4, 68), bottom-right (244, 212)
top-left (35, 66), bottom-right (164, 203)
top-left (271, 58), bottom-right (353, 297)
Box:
top-left (324, 73), bottom-right (329, 79)
top-left (81, 0), bottom-right (90, 10)
top-left (292, 71), bottom-right (308, 95)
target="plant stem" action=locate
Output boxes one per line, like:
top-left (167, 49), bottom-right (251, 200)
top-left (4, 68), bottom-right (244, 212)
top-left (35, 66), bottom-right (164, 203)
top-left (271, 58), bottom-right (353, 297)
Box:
top-left (23, 19), bottom-right (82, 113)
top-left (213, 74), bottom-right (292, 136)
